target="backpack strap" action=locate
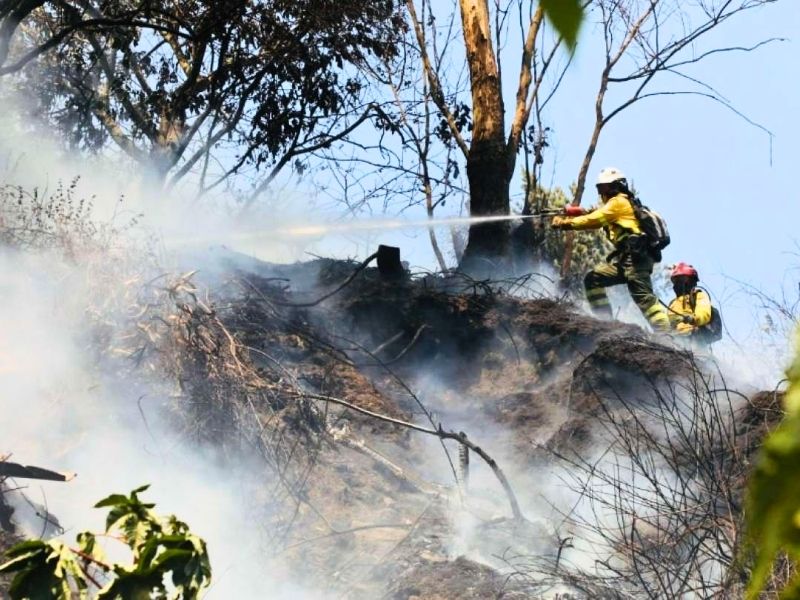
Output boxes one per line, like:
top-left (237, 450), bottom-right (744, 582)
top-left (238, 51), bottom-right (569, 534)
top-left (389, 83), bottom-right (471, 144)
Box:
top-left (624, 195), bottom-right (643, 226)
top-left (689, 287), bottom-right (698, 312)
top-left (620, 195), bottom-right (649, 254)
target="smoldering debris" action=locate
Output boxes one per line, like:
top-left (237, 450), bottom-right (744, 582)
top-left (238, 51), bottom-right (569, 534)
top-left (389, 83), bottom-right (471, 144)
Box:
top-left (0, 197), bottom-right (783, 599)
top-left (220, 254), bottom-right (776, 598)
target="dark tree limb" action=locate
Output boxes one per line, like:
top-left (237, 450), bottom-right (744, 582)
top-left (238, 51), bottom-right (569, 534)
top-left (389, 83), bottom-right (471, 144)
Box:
top-left (297, 390), bottom-right (524, 521)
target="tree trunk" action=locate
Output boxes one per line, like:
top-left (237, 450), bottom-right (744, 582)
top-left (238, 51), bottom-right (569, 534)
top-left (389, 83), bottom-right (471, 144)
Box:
top-left (457, 0), bottom-right (513, 274)
top-left (146, 110), bottom-right (185, 186)
top-left (461, 138), bottom-right (513, 270)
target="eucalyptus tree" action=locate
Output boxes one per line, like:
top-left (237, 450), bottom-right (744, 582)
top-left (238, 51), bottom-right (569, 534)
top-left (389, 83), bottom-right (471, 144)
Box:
top-left (0, 0), bottom-right (404, 192)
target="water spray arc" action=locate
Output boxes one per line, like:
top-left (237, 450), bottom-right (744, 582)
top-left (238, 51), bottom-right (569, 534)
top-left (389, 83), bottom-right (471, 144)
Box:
top-left (281, 212), bottom-right (561, 238)
top-left (164, 212), bottom-right (559, 248)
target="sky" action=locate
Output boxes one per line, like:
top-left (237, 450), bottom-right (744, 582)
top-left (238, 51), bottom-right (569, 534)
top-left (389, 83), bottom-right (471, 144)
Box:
top-left (255, 0), bottom-right (799, 352)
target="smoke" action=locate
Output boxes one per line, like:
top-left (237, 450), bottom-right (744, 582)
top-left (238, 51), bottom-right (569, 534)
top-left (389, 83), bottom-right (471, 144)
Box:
top-left (385, 286), bottom-right (784, 597)
top-left (0, 96), bottom-right (336, 269)
top-left (0, 104), bottom-right (337, 597)
top-left (0, 244), bottom-right (331, 598)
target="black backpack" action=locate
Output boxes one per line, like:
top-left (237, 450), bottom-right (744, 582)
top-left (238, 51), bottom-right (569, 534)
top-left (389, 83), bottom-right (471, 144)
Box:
top-left (629, 197), bottom-right (670, 262)
top-left (691, 287), bottom-right (723, 344)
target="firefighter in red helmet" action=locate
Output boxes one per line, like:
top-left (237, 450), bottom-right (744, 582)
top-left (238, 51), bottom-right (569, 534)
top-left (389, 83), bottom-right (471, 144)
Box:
top-left (668, 262), bottom-right (712, 336)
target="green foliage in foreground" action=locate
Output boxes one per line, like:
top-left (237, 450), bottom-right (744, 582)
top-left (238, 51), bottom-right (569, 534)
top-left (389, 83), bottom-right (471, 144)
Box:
top-left (0, 485), bottom-right (211, 599)
top-left (747, 334), bottom-right (800, 598)
top-left (540, 0), bottom-right (584, 50)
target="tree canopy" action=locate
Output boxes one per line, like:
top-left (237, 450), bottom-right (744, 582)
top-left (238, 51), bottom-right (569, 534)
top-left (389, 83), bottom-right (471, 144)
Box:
top-left (1, 0), bottom-right (404, 190)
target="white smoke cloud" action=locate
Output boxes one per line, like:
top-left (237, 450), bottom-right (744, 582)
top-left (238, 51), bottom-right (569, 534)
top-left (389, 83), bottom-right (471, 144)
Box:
top-left (0, 247), bottom-right (332, 598)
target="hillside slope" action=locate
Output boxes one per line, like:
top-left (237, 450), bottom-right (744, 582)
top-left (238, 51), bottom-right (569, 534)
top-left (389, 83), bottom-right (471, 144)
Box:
top-left (1, 250), bottom-right (781, 599)
top-left (181, 251), bottom-right (777, 598)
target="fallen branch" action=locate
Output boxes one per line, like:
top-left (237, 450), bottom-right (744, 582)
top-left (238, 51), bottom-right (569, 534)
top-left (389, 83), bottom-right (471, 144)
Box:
top-left (330, 421), bottom-right (439, 494)
top-left (241, 251), bottom-right (378, 308)
top-left (362, 324), bottom-right (428, 366)
top-left (0, 461), bottom-right (75, 482)
top-left (296, 391), bottom-right (524, 521)
top-left (326, 332), bottom-right (460, 485)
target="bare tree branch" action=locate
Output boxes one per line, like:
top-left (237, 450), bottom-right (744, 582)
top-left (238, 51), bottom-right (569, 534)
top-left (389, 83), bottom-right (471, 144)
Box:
top-left (405, 0), bottom-right (470, 158)
top-left (296, 390), bottom-right (524, 521)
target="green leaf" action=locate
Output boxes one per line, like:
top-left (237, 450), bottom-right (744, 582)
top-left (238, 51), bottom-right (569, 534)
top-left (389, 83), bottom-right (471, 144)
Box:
top-left (746, 414), bottom-right (800, 596)
top-left (97, 569), bottom-right (160, 600)
top-left (3, 485), bottom-right (212, 599)
top-left (0, 541), bottom-right (48, 574)
top-left (94, 485), bottom-right (151, 509)
top-left (746, 330), bottom-right (800, 597)
top-left (778, 575), bottom-right (800, 600)
top-left (1, 539), bottom-right (77, 600)
top-left (76, 532), bottom-right (95, 555)
top-left (539, 0), bottom-right (584, 51)
top-left (94, 494), bottom-right (131, 509)
top-left (2, 540), bottom-right (49, 559)
top-left (784, 332), bottom-right (800, 415)
top-left (76, 531), bottom-right (107, 567)
top-left (98, 486), bottom-right (160, 551)
top-left (150, 548), bottom-right (193, 572)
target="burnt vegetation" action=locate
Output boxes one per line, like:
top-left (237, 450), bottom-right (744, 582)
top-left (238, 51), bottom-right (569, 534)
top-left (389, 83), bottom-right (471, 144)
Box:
top-left (0, 0), bottom-right (789, 597)
top-left (1, 184), bottom-right (785, 597)
top-left (91, 251), bottom-right (786, 598)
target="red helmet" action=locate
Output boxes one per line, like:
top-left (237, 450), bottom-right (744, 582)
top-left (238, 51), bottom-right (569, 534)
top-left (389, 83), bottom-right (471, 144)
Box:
top-left (670, 262), bottom-right (699, 281)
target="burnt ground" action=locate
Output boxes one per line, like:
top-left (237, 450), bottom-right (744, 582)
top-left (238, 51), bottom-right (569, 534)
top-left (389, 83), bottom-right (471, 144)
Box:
top-left (204, 253), bottom-right (779, 598)
top-left (1, 251), bottom-right (783, 599)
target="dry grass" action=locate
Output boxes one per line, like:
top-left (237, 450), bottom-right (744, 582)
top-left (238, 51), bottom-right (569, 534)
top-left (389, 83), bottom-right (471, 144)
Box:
top-left (0, 178), bottom-right (139, 256)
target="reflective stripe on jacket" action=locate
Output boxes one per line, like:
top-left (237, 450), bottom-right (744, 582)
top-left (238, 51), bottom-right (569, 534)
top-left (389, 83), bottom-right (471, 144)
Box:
top-left (669, 288), bottom-right (712, 335)
top-left (567, 193), bottom-right (641, 246)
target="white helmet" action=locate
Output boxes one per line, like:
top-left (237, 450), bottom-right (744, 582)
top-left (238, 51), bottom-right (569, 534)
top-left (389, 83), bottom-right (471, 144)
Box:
top-left (597, 167), bottom-right (626, 185)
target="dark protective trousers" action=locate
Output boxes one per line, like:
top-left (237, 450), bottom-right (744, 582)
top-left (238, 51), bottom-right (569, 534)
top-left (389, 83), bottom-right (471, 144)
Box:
top-left (583, 251), bottom-right (670, 331)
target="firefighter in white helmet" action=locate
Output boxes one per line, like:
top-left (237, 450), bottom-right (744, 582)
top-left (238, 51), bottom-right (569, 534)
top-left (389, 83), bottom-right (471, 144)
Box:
top-left (552, 168), bottom-right (670, 331)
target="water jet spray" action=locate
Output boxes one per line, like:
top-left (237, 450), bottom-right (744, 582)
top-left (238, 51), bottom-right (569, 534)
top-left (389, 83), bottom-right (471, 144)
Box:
top-left (163, 211), bottom-right (569, 249)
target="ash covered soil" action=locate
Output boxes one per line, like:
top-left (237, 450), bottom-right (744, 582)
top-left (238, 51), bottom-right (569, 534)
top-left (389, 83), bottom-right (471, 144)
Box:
top-left (189, 250), bottom-right (776, 599)
top-left (1, 249), bottom-right (783, 599)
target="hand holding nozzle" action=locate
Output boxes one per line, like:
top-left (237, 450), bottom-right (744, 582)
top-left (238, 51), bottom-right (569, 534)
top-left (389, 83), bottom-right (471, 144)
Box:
top-left (545, 205), bottom-right (586, 229)
top-left (551, 216), bottom-right (571, 229)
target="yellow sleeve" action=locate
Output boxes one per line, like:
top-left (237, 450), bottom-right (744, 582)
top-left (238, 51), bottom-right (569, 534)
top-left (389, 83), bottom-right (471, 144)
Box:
top-left (692, 290), bottom-right (712, 327)
top-left (667, 298), bottom-right (684, 326)
top-left (670, 297), bottom-right (694, 335)
top-left (568, 196), bottom-right (629, 231)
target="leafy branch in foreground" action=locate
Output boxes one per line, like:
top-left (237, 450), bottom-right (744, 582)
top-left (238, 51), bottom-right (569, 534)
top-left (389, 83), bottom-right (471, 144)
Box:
top-left (746, 331), bottom-right (800, 598)
top-left (540, 0), bottom-right (584, 51)
top-left (0, 485), bottom-right (211, 599)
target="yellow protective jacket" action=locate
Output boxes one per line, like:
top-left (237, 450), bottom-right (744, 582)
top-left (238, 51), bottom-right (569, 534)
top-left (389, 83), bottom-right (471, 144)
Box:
top-left (668, 288), bottom-right (712, 335)
top-left (566, 193), bottom-right (641, 246)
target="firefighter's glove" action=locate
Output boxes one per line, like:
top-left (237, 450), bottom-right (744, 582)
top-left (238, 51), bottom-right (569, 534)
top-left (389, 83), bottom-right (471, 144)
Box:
top-left (551, 216), bottom-right (571, 229)
top-left (681, 314), bottom-right (696, 325)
